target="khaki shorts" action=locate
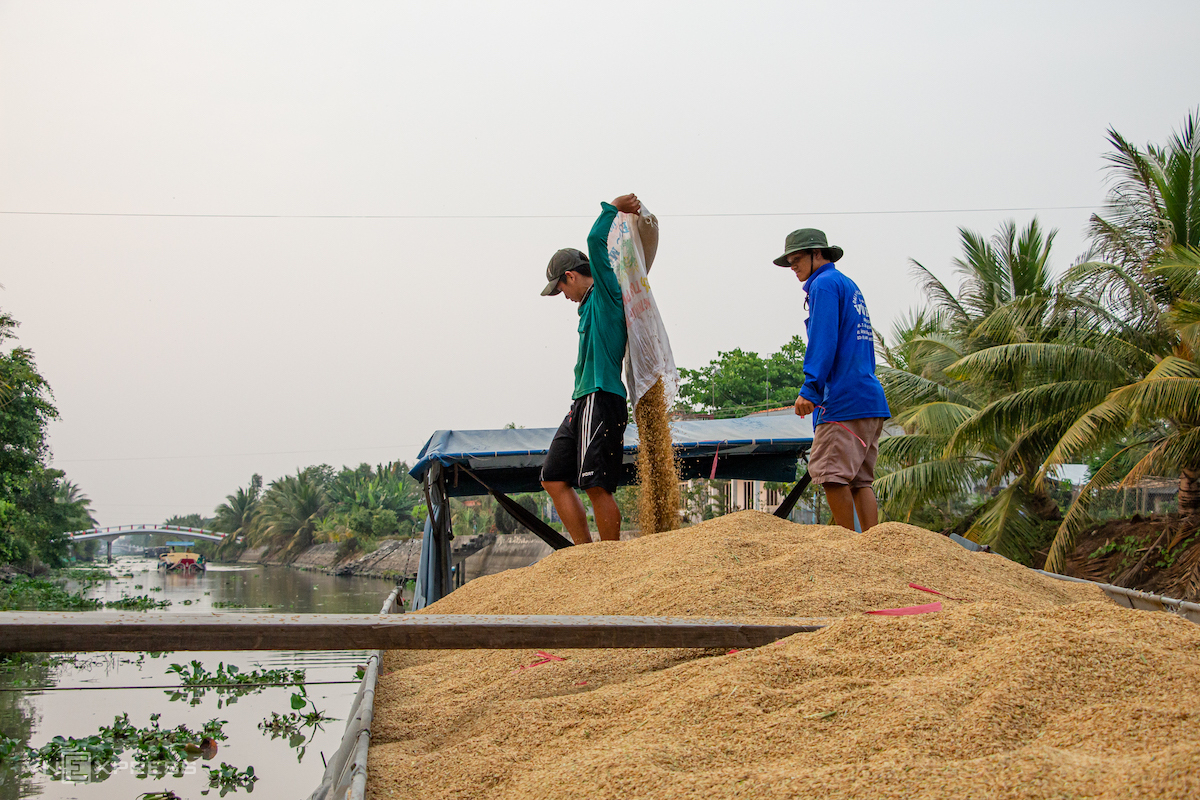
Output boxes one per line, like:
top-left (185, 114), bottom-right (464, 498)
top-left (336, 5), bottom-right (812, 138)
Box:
top-left (807, 417), bottom-right (887, 489)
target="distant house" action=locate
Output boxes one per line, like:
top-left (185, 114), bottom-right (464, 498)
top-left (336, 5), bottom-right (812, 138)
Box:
top-left (1098, 477), bottom-right (1179, 515)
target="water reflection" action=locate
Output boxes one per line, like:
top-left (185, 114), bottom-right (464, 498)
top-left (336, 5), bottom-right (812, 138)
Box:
top-left (0, 554), bottom-right (401, 800)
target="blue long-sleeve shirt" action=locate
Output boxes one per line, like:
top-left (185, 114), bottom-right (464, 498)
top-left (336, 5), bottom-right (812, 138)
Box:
top-left (799, 263), bottom-right (890, 425)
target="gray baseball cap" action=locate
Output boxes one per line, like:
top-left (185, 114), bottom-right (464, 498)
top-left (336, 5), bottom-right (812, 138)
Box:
top-left (541, 248), bottom-right (589, 296)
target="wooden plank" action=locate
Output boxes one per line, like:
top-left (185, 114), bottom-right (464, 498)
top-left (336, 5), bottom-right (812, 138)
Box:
top-left (0, 612), bottom-right (822, 653)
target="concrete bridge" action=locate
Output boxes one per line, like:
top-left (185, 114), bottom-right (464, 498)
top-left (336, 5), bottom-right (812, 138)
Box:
top-left (66, 524), bottom-right (228, 561)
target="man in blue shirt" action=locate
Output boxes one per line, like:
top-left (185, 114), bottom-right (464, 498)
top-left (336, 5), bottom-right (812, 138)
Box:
top-left (774, 228), bottom-right (891, 531)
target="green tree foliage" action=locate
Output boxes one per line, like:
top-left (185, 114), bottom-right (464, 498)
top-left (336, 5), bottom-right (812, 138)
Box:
top-left (0, 310), bottom-right (88, 568)
top-left (493, 494), bottom-right (540, 534)
top-left (164, 513), bottom-right (215, 529)
top-left (677, 335), bottom-right (807, 417)
top-left (57, 482), bottom-right (97, 529)
top-left (254, 470), bottom-right (332, 560)
top-left (451, 495), bottom-right (495, 534)
top-left (320, 461), bottom-right (422, 540)
top-left (58, 481), bottom-right (99, 560)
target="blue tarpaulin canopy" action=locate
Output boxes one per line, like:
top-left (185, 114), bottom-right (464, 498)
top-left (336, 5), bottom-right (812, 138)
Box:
top-left (409, 414), bottom-right (815, 497)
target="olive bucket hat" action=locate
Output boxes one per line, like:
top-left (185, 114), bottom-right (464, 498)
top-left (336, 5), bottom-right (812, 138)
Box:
top-left (772, 228), bottom-right (844, 267)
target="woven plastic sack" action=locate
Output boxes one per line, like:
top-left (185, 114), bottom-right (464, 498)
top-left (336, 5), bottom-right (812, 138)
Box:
top-left (607, 206), bottom-right (678, 407)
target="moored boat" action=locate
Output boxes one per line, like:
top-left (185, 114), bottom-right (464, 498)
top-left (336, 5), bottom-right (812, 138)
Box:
top-left (157, 541), bottom-right (206, 572)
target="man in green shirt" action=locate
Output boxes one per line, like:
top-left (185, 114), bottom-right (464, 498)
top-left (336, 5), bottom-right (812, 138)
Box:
top-left (540, 193), bottom-right (642, 544)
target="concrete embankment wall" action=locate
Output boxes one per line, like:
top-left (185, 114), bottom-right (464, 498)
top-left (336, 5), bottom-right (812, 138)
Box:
top-left (338, 539), bottom-right (423, 579)
top-left (231, 539), bottom-right (423, 579)
top-left (237, 546), bottom-right (268, 563)
top-left (290, 542), bottom-right (341, 568)
top-left (463, 534), bottom-right (554, 581)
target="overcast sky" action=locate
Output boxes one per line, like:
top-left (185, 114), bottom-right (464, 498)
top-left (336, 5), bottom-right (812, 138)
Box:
top-left (2, 1), bottom-right (1197, 525)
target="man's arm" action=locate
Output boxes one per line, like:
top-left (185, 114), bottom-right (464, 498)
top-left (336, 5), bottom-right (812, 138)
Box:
top-left (612, 194), bottom-right (640, 214)
top-left (798, 284), bottom-right (839, 410)
top-left (586, 194), bottom-right (642, 304)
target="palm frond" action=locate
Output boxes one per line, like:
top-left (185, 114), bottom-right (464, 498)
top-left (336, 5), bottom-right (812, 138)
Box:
top-left (909, 259), bottom-right (968, 326)
top-left (1111, 375), bottom-right (1200, 426)
top-left (962, 482), bottom-right (1044, 563)
top-left (892, 401), bottom-right (978, 438)
top-left (948, 342), bottom-right (1144, 386)
top-left (873, 457), bottom-right (981, 516)
top-left (1044, 441), bottom-right (1151, 572)
top-left (877, 433), bottom-right (951, 465)
top-left (1122, 425), bottom-right (1200, 487)
top-left (877, 366), bottom-right (974, 411)
top-left (1040, 397), bottom-right (1132, 479)
top-left (946, 380), bottom-right (1119, 464)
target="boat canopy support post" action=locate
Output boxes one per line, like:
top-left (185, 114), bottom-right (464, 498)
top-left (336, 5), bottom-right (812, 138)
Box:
top-left (773, 470), bottom-right (813, 519)
top-left (456, 465), bottom-right (573, 551)
top-left (413, 462), bottom-right (453, 610)
top-left (491, 489), bottom-right (573, 550)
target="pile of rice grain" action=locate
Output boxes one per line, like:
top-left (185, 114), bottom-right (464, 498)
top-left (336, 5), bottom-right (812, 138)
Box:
top-left (633, 378), bottom-right (680, 536)
top-left (367, 512), bottom-right (1200, 800)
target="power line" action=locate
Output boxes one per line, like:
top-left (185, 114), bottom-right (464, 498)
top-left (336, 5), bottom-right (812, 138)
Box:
top-left (52, 443), bottom-right (425, 465)
top-left (0, 205), bottom-right (1097, 220)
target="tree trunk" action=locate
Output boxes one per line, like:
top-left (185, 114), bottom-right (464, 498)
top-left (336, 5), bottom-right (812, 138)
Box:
top-left (1179, 468), bottom-right (1200, 515)
top-left (1030, 486), bottom-right (1062, 521)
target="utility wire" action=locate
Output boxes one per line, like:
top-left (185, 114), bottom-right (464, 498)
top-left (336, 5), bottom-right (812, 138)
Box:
top-left (0, 205), bottom-right (1096, 220)
top-left (52, 443), bottom-right (425, 465)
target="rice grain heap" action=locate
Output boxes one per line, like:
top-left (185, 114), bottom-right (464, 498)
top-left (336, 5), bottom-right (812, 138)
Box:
top-left (367, 512), bottom-right (1200, 800)
top-left (633, 377), bottom-right (680, 536)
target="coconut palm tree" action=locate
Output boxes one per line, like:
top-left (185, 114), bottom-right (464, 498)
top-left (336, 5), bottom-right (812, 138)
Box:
top-left (56, 480), bottom-right (97, 528)
top-left (1089, 111), bottom-right (1200, 280)
top-left (876, 218), bottom-right (1099, 561)
top-left (1038, 112), bottom-right (1200, 570)
top-left (212, 474), bottom-right (262, 554)
top-left (1042, 248), bottom-right (1200, 570)
top-left (255, 470), bottom-right (331, 560)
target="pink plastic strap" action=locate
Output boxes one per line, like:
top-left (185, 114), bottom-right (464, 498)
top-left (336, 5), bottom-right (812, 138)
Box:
top-left (515, 650), bottom-right (566, 671)
top-left (816, 405), bottom-right (867, 448)
top-left (865, 601), bottom-right (942, 616)
top-left (709, 443), bottom-right (720, 480)
top-left (908, 583), bottom-right (966, 601)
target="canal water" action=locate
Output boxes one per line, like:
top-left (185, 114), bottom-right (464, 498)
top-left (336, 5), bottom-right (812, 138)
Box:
top-left (0, 555), bottom-right (404, 800)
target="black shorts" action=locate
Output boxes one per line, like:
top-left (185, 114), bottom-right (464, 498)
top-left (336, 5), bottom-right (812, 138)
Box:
top-left (540, 390), bottom-right (628, 494)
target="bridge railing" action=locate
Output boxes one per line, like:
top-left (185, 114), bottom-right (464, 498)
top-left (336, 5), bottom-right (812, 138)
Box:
top-left (65, 525), bottom-right (228, 540)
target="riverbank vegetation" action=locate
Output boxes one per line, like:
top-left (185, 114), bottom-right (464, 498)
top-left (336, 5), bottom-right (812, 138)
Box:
top-left (187, 461), bottom-right (427, 563)
top-left (191, 461), bottom-right (571, 563)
